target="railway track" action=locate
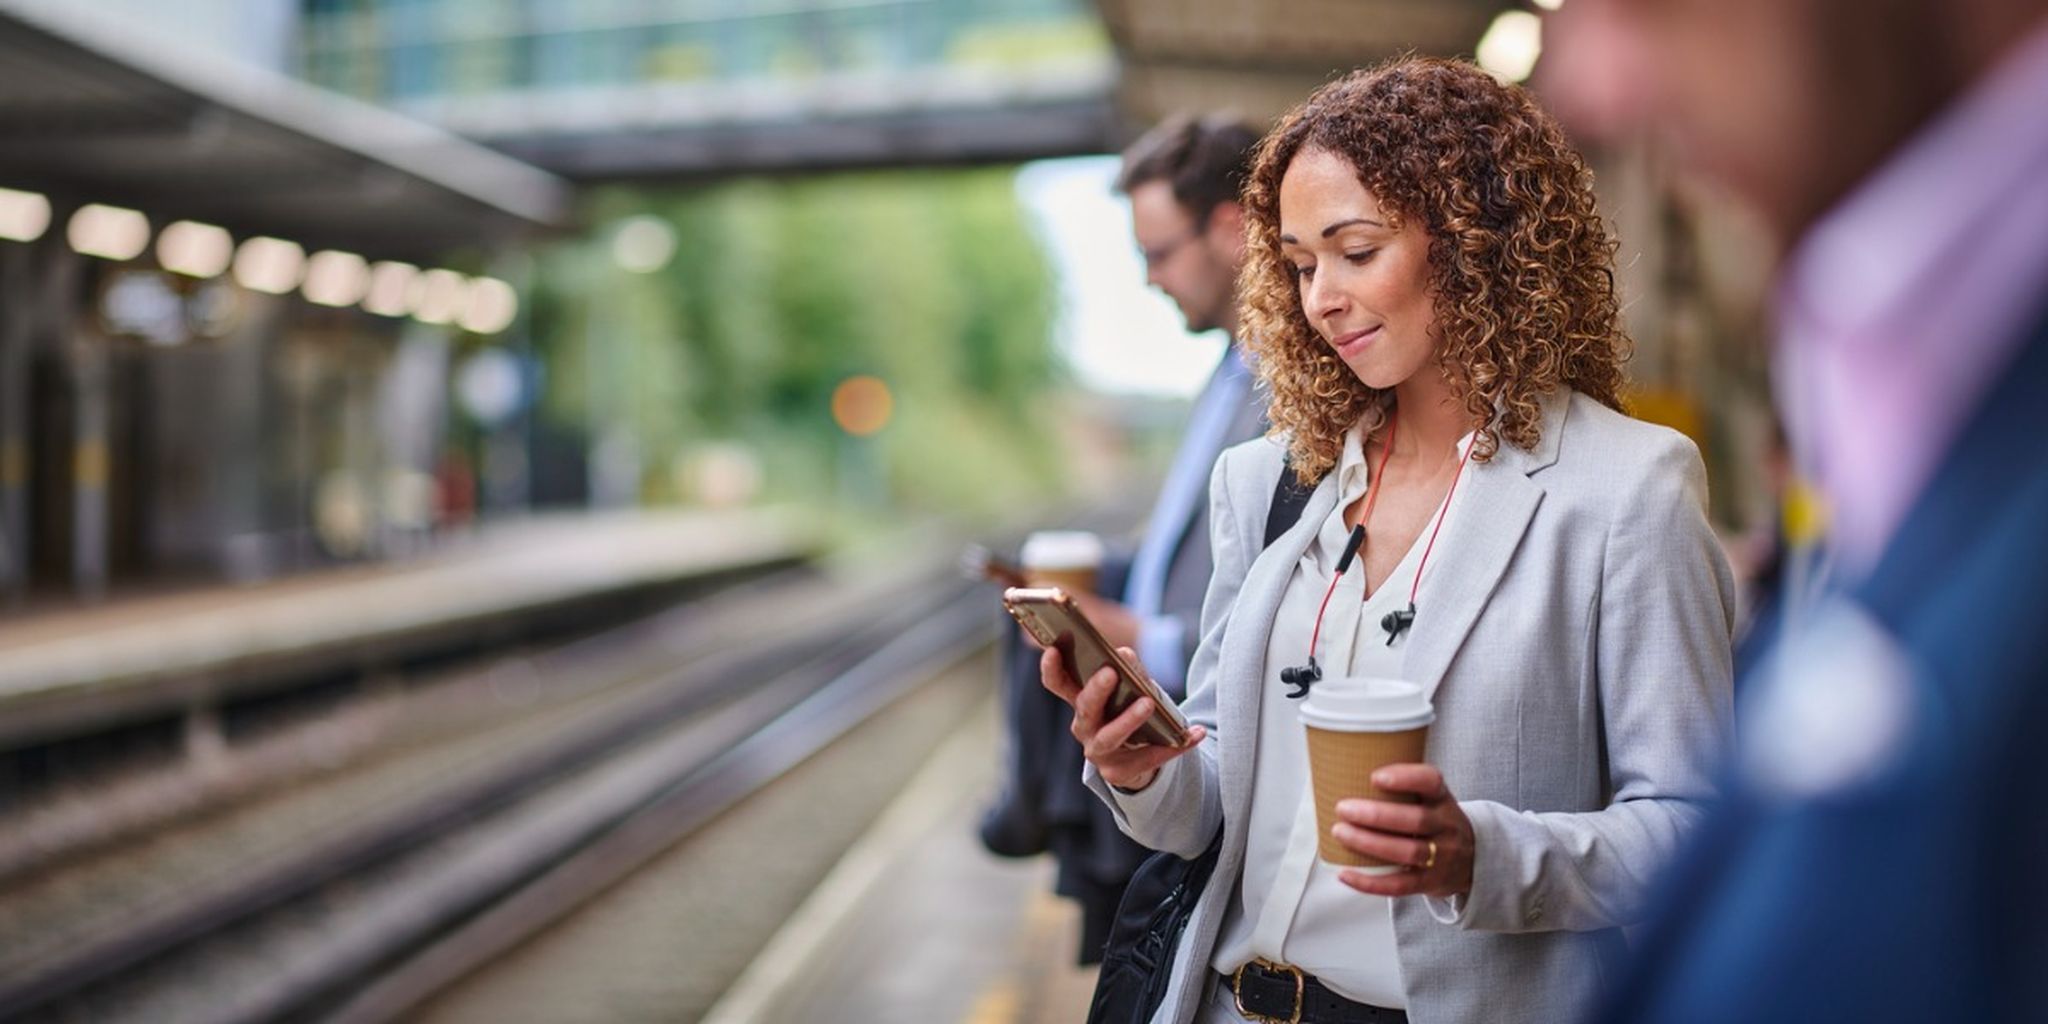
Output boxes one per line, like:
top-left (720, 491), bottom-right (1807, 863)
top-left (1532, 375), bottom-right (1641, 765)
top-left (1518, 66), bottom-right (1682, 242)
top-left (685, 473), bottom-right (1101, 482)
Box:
top-left (0, 561), bottom-right (1000, 1023)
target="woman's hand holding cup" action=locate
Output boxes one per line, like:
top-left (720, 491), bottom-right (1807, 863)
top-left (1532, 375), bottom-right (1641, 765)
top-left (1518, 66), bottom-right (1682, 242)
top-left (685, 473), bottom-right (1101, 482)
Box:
top-left (1330, 763), bottom-right (1477, 899)
top-left (1039, 647), bottom-right (1205, 792)
top-left (1296, 677), bottom-right (1472, 897)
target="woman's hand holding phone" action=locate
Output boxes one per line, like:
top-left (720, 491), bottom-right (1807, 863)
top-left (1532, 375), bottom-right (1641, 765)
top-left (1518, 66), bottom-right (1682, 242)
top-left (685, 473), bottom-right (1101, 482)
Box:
top-left (1039, 646), bottom-right (1206, 792)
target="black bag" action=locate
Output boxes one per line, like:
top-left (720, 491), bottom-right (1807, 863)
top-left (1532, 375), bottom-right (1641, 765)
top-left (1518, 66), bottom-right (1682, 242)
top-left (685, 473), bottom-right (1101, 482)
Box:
top-left (1086, 460), bottom-right (1317, 1024)
top-left (1086, 835), bottom-right (1222, 1024)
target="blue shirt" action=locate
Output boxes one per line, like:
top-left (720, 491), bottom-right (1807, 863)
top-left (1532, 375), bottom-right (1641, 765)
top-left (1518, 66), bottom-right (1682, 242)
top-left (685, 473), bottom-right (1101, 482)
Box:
top-left (1123, 347), bottom-right (1253, 695)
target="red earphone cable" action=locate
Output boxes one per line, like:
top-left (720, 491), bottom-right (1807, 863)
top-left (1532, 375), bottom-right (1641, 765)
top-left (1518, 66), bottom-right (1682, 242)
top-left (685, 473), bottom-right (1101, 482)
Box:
top-left (1304, 410), bottom-right (1480, 671)
top-left (1403, 427), bottom-right (1479, 607)
top-left (1307, 411), bottom-right (1399, 662)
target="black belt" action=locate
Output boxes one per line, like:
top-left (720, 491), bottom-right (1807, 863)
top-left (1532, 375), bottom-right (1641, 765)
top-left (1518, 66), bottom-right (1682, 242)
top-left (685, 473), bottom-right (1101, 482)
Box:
top-left (1221, 960), bottom-right (1409, 1024)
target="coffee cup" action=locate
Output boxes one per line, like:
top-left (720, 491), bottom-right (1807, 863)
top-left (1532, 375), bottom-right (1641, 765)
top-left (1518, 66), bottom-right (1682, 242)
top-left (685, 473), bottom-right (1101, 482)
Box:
top-left (1299, 677), bottom-right (1435, 871)
top-left (1019, 530), bottom-right (1104, 596)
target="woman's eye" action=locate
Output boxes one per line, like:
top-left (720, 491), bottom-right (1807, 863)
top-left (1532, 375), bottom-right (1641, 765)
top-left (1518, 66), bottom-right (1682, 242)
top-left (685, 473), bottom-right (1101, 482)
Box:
top-left (1292, 264), bottom-right (1314, 280)
top-left (1345, 249), bottom-right (1377, 264)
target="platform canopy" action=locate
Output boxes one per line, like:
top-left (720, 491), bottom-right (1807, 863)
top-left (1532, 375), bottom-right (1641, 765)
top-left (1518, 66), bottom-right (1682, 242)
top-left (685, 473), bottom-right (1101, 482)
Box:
top-left (0, 0), bottom-right (571, 264)
top-left (1096, 0), bottom-right (1516, 129)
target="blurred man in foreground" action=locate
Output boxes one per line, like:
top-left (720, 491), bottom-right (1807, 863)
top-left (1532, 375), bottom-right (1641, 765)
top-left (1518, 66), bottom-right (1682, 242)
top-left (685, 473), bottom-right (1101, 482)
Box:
top-left (980, 114), bottom-right (1266, 961)
top-left (1545, 0), bottom-right (2048, 1019)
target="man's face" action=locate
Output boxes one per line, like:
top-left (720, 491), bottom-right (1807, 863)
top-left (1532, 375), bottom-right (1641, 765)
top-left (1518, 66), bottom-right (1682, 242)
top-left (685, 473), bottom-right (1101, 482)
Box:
top-left (1543, 0), bottom-right (1950, 247)
top-left (1128, 180), bottom-right (1242, 334)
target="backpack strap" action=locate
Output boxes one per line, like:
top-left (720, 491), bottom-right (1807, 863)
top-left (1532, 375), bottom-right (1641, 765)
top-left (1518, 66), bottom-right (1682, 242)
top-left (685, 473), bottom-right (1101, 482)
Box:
top-left (1263, 455), bottom-right (1318, 549)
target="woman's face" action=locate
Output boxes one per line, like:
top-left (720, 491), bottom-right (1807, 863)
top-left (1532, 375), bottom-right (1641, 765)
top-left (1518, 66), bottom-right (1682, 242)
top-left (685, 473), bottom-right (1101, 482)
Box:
top-left (1277, 147), bottom-right (1438, 391)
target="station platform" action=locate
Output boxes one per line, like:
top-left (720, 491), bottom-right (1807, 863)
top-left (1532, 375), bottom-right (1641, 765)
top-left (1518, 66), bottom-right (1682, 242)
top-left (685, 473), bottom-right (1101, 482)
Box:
top-left (701, 692), bottom-right (1100, 1024)
top-left (0, 507), bottom-right (812, 749)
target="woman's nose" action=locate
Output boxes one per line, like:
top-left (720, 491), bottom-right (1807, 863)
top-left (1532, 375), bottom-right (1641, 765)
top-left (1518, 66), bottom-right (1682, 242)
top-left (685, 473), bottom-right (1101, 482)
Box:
top-left (1306, 272), bottom-right (1347, 322)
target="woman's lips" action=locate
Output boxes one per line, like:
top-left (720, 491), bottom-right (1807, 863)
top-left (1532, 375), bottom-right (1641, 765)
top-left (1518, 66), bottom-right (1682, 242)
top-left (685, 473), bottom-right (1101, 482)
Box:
top-left (1332, 325), bottom-right (1383, 359)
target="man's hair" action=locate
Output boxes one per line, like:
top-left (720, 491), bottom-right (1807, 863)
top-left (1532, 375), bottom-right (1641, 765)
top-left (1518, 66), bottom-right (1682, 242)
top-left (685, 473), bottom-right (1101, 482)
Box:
top-left (1114, 113), bottom-right (1262, 225)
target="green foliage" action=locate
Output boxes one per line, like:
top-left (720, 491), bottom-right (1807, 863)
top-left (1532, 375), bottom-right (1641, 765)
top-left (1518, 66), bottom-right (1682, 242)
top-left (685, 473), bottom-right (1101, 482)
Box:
top-left (532, 166), bottom-right (1065, 520)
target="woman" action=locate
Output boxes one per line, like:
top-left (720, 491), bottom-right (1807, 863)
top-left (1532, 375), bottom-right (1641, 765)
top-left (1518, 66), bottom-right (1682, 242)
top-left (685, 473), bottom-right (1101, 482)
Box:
top-left (1043, 58), bottom-right (1734, 1024)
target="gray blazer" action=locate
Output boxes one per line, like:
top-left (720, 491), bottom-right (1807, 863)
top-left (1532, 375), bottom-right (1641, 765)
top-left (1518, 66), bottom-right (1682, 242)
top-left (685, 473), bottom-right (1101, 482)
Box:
top-left (1087, 389), bottom-right (1736, 1024)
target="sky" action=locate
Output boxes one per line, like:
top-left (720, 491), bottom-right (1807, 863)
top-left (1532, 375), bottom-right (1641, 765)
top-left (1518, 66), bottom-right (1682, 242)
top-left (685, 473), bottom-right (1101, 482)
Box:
top-left (1014, 155), bottom-right (1227, 398)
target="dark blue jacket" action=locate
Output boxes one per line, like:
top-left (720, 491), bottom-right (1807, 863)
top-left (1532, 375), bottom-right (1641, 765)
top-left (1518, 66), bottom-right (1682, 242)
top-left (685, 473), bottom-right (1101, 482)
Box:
top-left (1602, 308), bottom-right (2048, 1022)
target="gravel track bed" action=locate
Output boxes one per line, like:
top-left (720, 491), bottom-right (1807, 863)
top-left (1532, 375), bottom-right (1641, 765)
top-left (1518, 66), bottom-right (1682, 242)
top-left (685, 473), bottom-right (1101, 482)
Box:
top-left (0, 561), bottom-right (949, 1002)
top-left (411, 650), bottom-right (995, 1024)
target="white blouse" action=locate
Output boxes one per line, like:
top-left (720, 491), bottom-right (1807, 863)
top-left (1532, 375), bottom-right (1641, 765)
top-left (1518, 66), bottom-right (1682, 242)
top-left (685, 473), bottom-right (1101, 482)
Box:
top-left (1209, 418), bottom-right (1474, 1009)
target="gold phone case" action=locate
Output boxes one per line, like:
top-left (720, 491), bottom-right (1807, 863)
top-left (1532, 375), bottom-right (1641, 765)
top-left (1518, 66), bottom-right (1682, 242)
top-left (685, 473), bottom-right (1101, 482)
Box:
top-left (1002, 586), bottom-right (1191, 748)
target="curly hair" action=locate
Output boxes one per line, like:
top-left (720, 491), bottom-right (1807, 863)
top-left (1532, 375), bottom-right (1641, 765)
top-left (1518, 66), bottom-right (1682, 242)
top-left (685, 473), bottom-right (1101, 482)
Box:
top-left (1239, 56), bottom-right (1632, 484)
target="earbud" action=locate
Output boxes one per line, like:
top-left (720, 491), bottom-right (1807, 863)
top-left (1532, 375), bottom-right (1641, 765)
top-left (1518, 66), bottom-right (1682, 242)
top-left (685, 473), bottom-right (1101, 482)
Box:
top-left (1381, 603), bottom-right (1417, 645)
top-left (1280, 658), bottom-right (1322, 699)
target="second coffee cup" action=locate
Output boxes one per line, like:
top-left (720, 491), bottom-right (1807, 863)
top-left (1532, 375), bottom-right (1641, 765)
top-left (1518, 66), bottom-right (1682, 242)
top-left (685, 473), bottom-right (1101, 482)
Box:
top-left (1019, 530), bottom-right (1104, 596)
top-left (1299, 677), bottom-right (1435, 871)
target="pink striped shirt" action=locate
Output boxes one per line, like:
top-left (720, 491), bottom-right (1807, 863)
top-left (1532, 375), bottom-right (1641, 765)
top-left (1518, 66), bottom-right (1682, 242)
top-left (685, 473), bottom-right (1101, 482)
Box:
top-left (1774, 22), bottom-right (2048, 576)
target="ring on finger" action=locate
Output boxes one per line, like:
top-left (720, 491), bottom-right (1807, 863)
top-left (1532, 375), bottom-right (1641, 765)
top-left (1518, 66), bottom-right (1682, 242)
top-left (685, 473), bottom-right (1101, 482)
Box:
top-left (1421, 838), bottom-right (1438, 871)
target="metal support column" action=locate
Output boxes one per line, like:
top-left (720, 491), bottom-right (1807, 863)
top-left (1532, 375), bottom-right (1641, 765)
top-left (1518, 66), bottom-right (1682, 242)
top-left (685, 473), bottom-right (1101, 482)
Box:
top-left (482, 251), bottom-right (535, 517)
top-left (0, 244), bottom-right (29, 603)
top-left (67, 330), bottom-right (109, 600)
top-left (31, 241), bottom-right (103, 600)
top-left (26, 229), bottom-right (88, 599)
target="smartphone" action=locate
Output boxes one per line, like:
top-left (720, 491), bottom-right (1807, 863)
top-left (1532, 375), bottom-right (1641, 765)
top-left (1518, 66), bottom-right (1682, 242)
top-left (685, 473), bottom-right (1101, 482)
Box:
top-left (1002, 586), bottom-right (1191, 748)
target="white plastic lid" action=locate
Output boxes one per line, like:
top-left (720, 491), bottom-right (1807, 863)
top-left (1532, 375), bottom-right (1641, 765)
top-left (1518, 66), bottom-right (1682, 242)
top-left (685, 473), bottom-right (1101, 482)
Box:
top-left (1298, 676), bottom-right (1435, 731)
top-left (1020, 530), bottom-right (1105, 571)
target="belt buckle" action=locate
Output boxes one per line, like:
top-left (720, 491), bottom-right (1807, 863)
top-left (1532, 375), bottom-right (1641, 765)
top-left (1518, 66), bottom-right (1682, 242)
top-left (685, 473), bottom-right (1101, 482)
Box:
top-left (1231, 957), bottom-right (1304, 1024)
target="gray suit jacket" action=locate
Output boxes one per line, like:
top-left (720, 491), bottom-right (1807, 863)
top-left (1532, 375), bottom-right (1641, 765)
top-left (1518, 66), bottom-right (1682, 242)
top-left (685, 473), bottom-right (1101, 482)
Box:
top-left (1087, 389), bottom-right (1736, 1024)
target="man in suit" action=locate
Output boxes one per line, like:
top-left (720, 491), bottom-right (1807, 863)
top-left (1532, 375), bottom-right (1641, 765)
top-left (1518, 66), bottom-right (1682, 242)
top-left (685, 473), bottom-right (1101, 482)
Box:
top-left (1544, 0), bottom-right (2048, 1018)
top-left (1068, 113), bottom-right (1267, 676)
top-left (980, 114), bottom-right (1267, 962)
